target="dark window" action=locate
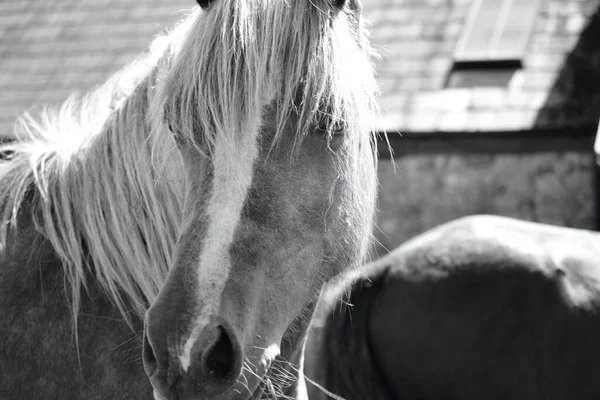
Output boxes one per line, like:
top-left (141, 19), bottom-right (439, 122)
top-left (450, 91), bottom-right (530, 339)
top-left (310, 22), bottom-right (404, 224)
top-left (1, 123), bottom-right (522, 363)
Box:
top-left (447, 59), bottom-right (521, 88)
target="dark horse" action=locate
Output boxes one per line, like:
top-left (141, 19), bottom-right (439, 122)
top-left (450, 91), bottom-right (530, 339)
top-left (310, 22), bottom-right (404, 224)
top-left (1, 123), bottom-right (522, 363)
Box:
top-left (305, 214), bottom-right (600, 400)
top-left (0, 0), bottom-right (379, 399)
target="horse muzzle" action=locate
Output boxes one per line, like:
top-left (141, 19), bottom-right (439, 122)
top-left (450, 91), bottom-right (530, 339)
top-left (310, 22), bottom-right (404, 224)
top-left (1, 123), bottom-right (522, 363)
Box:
top-left (143, 314), bottom-right (245, 400)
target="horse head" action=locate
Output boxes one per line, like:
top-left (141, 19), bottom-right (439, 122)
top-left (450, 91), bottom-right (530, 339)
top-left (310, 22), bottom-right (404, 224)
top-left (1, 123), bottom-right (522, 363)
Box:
top-left (143, 0), bottom-right (377, 398)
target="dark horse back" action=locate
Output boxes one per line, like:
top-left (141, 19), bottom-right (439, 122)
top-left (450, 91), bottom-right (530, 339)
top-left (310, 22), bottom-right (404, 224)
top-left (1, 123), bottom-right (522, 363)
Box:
top-left (310, 215), bottom-right (600, 400)
top-left (0, 199), bottom-right (152, 399)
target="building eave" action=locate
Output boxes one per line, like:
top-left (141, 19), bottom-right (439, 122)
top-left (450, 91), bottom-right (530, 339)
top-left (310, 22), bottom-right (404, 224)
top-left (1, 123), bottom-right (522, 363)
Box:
top-left (377, 125), bottom-right (597, 158)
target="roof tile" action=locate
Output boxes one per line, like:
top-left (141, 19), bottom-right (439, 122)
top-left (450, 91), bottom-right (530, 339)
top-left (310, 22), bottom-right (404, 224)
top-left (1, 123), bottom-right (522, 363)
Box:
top-left (369, 0), bottom-right (600, 132)
top-left (0, 0), bottom-right (190, 137)
top-left (1, 0), bottom-right (600, 137)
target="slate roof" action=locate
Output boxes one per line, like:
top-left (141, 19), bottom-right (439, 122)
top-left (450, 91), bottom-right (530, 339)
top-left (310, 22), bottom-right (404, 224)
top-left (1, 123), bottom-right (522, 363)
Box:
top-left (1, 0), bottom-right (600, 139)
top-left (0, 0), bottom-right (190, 138)
top-left (369, 0), bottom-right (600, 133)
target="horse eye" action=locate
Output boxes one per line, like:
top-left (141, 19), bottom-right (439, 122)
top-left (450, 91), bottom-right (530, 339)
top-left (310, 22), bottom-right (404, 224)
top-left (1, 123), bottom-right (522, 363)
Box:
top-left (329, 120), bottom-right (345, 135)
top-left (167, 121), bottom-right (188, 147)
top-left (167, 121), bottom-right (178, 135)
top-left (316, 114), bottom-right (345, 136)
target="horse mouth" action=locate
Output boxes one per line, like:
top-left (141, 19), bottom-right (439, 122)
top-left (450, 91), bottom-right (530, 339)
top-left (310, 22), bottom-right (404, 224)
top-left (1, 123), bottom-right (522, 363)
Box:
top-left (246, 368), bottom-right (272, 400)
top-left (246, 361), bottom-right (289, 400)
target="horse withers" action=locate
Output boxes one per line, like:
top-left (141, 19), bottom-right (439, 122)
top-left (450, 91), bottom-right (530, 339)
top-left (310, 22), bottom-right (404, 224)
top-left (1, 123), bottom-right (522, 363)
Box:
top-left (0, 0), bottom-right (378, 399)
top-left (306, 214), bottom-right (600, 400)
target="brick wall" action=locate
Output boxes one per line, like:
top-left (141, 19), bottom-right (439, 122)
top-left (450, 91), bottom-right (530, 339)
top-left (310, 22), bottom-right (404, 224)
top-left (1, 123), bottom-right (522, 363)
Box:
top-left (373, 150), bottom-right (595, 256)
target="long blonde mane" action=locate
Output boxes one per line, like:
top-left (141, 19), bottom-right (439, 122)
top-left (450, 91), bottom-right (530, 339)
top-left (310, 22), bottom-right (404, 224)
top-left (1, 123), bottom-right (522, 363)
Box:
top-left (0, 1), bottom-right (379, 326)
top-left (0, 18), bottom-right (190, 325)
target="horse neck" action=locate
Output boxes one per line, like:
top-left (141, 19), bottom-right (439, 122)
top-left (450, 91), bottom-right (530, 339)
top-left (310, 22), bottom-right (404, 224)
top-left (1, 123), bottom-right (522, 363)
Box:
top-left (2, 51), bottom-right (185, 326)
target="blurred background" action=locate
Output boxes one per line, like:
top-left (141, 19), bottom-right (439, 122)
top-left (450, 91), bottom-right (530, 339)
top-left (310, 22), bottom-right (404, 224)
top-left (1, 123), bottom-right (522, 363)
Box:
top-left (1, 0), bottom-right (599, 257)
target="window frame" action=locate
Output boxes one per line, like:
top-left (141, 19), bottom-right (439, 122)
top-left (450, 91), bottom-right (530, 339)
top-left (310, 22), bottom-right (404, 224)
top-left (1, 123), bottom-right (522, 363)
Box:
top-left (453, 0), bottom-right (541, 63)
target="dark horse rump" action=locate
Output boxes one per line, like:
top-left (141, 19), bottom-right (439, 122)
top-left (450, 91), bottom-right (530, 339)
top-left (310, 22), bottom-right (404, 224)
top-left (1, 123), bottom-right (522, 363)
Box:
top-left (306, 215), bottom-right (600, 400)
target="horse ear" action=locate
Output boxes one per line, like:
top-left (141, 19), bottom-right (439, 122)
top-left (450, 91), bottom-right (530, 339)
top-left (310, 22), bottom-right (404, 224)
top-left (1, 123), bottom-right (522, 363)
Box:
top-left (197, 0), bottom-right (215, 8)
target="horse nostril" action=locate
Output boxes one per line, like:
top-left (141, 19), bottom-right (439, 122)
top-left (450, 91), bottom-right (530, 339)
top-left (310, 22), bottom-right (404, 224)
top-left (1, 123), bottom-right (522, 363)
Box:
top-left (201, 326), bottom-right (236, 380)
top-left (143, 326), bottom-right (179, 399)
top-left (143, 332), bottom-right (158, 376)
top-left (143, 311), bottom-right (243, 398)
top-left (175, 323), bottom-right (243, 397)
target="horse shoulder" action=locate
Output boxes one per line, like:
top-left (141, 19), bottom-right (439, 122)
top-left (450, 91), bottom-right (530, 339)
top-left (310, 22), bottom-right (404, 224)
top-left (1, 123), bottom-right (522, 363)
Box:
top-left (305, 274), bottom-right (398, 400)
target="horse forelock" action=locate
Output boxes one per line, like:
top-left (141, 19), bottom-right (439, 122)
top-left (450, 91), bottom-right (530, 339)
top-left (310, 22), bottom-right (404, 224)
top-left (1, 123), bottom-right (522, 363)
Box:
top-left (157, 1), bottom-right (380, 264)
top-left (157, 0), bottom-right (379, 152)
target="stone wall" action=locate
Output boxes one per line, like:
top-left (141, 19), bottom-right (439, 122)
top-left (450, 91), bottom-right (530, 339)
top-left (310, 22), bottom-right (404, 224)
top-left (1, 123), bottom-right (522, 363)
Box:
top-left (373, 150), bottom-right (595, 257)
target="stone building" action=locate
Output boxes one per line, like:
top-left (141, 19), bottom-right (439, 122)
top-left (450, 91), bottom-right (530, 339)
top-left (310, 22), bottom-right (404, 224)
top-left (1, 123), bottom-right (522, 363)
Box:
top-left (1, 0), bottom-right (599, 256)
top-left (369, 0), bottom-right (600, 256)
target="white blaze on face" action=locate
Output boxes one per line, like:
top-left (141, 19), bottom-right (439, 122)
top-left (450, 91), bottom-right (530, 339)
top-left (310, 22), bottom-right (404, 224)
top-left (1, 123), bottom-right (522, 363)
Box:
top-left (179, 128), bottom-right (260, 372)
